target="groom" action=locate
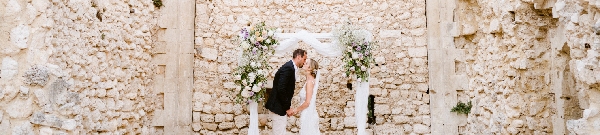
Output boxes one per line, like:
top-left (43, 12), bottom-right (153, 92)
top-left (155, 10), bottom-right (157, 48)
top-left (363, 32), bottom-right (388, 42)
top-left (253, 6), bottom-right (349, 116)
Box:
top-left (265, 49), bottom-right (307, 135)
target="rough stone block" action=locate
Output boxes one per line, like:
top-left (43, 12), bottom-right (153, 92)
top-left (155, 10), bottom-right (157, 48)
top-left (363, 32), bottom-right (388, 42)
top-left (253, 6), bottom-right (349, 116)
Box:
top-left (10, 24), bottom-right (30, 49)
top-left (193, 112), bottom-right (201, 122)
top-left (201, 114), bottom-right (214, 122)
top-left (7, 98), bottom-right (34, 118)
top-left (201, 48), bottom-right (218, 61)
top-left (218, 122), bottom-right (234, 130)
top-left (202, 123), bottom-right (218, 131)
top-left (394, 115), bottom-right (410, 124)
top-left (39, 127), bottom-right (53, 135)
top-left (192, 122), bottom-right (202, 131)
top-left (61, 119), bottom-right (76, 130)
top-left (234, 115), bottom-right (248, 128)
top-left (23, 65), bottom-right (49, 86)
top-left (1, 57), bottom-right (18, 80)
top-left (343, 117), bottom-right (356, 128)
top-left (375, 105), bottom-right (393, 115)
top-left (413, 124), bottom-right (429, 134)
top-left (215, 114), bottom-right (226, 122)
top-left (407, 47), bottom-right (427, 57)
top-left (379, 30), bottom-right (402, 38)
top-left (12, 122), bottom-right (34, 135)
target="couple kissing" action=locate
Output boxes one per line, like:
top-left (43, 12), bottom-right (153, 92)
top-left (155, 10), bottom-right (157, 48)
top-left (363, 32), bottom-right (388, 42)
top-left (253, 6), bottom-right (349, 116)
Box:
top-left (265, 49), bottom-right (321, 135)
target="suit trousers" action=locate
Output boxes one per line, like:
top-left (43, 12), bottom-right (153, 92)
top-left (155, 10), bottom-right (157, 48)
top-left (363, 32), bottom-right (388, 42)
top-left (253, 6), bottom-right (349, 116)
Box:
top-left (270, 111), bottom-right (287, 135)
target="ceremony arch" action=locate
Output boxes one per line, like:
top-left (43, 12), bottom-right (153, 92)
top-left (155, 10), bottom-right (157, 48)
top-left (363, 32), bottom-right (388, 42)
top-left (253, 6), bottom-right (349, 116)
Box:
top-left (246, 30), bottom-right (373, 135)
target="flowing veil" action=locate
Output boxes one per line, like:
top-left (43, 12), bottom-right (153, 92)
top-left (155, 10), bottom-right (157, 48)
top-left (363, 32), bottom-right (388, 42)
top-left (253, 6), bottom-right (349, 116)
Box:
top-left (299, 70), bottom-right (321, 135)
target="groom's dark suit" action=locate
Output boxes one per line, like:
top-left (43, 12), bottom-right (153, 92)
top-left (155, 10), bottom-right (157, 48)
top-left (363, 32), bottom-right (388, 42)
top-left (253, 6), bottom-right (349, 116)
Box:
top-left (265, 60), bottom-right (296, 116)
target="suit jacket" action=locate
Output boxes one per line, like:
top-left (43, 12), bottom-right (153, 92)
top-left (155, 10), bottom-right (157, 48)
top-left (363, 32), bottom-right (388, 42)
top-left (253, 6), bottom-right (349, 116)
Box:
top-left (265, 60), bottom-right (296, 116)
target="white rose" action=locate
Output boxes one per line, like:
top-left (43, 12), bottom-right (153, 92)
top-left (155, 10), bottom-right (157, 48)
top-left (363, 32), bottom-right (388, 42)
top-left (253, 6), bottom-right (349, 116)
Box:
top-left (250, 36), bottom-right (256, 43)
top-left (242, 42), bottom-right (250, 49)
top-left (252, 85), bottom-right (260, 92)
top-left (241, 90), bottom-right (250, 97)
top-left (258, 70), bottom-right (264, 75)
top-left (268, 30), bottom-right (275, 36)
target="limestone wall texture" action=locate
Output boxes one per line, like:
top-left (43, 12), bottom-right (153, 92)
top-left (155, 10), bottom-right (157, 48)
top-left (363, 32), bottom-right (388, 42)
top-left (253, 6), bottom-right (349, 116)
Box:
top-left (3, 0), bottom-right (600, 134)
top-left (453, 0), bottom-right (599, 134)
top-left (194, 0), bottom-right (429, 134)
top-left (1, 0), bottom-right (160, 134)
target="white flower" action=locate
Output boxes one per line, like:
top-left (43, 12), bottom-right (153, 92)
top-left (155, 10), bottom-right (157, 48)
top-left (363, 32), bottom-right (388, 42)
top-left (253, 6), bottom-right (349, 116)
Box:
top-left (250, 62), bottom-right (256, 67)
top-left (352, 52), bottom-right (358, 59)
top-left (252, 85), bottom-right (260, 92)
top-left (248, 73), bottom-right (256, 83)
top-left (361, 66), bottom-right (367, 71)
top-left (241, 89), bottom-right (250, 97)
top-left (268, 30), bottom-right (275, 36)
top-left (236, 86), bottom-right (242, 91)
top-left (258, 82), bottom-right (263, 87)
top-left (266, 39), bottom-right (272, 44)
top-left (241, 42), bottom-right (250, 49)
top-left (250, 36), bottom-right (256, 43)
top-left (257, 62), bottom-right (262, 68)
top-left (258, 70), bottom-right (264, 75)
top-left (235, 75), bottom-right (242, 80)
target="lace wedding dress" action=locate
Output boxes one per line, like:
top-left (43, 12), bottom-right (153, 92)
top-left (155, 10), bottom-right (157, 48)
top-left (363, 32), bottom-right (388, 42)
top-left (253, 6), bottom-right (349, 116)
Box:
top-left (298, 71), bottom-right (321, 135)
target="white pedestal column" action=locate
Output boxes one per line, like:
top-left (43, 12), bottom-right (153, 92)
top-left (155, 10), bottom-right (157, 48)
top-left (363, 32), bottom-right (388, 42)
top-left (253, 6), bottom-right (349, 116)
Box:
top-left (355, 81), bottom-right (369, 135)
top-left (248, 101), bottom-right (259, 135)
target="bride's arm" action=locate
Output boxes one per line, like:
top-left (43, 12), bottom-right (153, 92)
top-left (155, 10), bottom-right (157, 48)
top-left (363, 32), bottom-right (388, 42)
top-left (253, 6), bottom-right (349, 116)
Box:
top-left (294, 80), bottom-right (314, 114)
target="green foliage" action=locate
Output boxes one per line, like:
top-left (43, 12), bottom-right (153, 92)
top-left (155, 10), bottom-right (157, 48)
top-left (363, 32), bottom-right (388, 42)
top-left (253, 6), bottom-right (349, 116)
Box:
top-left (451, 101), bottom-right (472, 114)
top-left (153, 0), bottom-right (163, 9)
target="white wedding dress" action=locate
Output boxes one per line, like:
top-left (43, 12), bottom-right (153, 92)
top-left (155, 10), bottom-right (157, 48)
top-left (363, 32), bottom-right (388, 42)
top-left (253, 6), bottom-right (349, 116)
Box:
top-left (298, 71), bottom-right (321, 135)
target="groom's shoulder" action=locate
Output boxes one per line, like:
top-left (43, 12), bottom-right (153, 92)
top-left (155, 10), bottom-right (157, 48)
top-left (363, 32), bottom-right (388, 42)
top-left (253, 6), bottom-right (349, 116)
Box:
top-left (281, 60), bottom-right (293, 68)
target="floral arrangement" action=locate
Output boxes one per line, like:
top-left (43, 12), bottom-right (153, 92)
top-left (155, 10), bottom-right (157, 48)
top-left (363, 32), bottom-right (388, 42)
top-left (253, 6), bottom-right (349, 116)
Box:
top-left (232, 22), bottom-right (279, 104)
top-left (333, 22), bottom-right (377, 83)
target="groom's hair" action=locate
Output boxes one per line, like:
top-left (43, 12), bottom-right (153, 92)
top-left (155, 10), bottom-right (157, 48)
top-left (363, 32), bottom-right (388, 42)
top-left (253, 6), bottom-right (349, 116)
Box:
top-left (292, 49), bottom-right (306, 59)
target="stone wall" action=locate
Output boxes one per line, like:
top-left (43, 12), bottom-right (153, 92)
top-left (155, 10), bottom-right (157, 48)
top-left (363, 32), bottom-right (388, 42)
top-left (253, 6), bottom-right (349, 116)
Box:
top-left (3, 0), bottom-right (600, 134)
top-left (452, 0), bottom-right (600, 134)
top-left (554, 0), bottom-right (600, 134)
top-left (1, 0), bottom-right (160, 134)
top-left (194, 0), bottom-right (429, 134)
top-left (453, 0), bottom-right (560, 134)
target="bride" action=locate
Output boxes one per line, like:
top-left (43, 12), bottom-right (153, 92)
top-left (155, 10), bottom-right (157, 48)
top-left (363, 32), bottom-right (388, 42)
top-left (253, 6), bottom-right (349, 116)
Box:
top-left (289, 59), bottom-right (321, 134)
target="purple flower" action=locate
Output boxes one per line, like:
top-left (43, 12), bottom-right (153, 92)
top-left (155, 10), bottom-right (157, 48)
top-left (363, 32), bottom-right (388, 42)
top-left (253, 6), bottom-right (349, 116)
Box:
top-left (356, 46), bottom-right (361, 51)
top-left (365, 51), bottom-right (370, 56)
top-left (352, 42), bottom-right (356, 47)
top-left (250, 91), bottom-right (254, 96)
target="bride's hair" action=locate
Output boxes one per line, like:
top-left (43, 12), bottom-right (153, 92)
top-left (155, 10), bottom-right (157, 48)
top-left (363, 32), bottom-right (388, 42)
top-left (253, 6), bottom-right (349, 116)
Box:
top-left (307, 59), bottom-right (319, 78)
